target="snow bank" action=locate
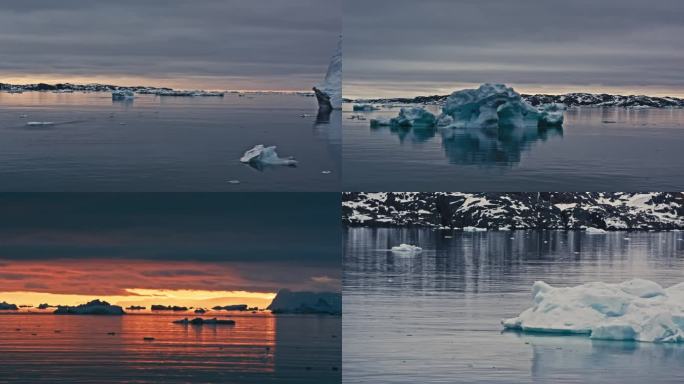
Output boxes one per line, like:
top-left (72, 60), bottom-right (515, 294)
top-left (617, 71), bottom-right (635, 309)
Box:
top-left (502, 279), bottom-right (684, 343)
top-left (267, 289), bottom-right (341, 315)
top-left (240, 145), bottom-right (297, 166)
top-left (439, 84), bottom-right (564, 129)
top-left (54, 299), bottom-right (125, 315)
top-left (391, 244), bottom-right (422, 253)
top-left (314, 38), bottom-right (341, 110)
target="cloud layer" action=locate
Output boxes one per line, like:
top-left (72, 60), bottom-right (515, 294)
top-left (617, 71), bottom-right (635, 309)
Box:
top-left (344, 0), bottom-right (684, 97)
top-left (0, 0), bottom-right (340, 90)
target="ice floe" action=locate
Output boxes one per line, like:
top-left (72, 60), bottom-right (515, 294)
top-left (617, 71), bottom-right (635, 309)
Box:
top-left (240, 145), bottom-right (297, 166)
top-left (391, 244), bottom-right (423, 253)
top-left (502, 279), bottom-right (684, 343)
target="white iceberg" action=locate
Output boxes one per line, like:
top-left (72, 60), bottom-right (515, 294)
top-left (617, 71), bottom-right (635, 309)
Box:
top-left (313, 38), bottom-right (342, 110)
top-left (438, 83), bottom-right (564, 129)
top-left (240, 145), bottom-right (297, 166)
top-left (391, 244), bottom-right (422, 253)
top-left (585, 227), bottom-right (607, 234)
top-left (502, 279), bottom-right (684, 343)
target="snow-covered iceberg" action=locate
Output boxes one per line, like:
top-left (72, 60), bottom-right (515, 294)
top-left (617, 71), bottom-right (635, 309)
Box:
top-left (240, 145), bottom-right (297, 166)
top-left (502, 279), bottom-right (684, 343)
top-left (391, 244), bottom-right (422, 253)
top-left (0, 301), bottom-right (18, 310)
top-left (54, 299), bottom-right (125, 315)
top-left (370, 107), bottom-right (437, 129)
top-left (267, 289), bottom-right (341, 315)
top-left (439, 83), bottom-right (564, 129)
top-left (313, 38), bottom-right (341, 110)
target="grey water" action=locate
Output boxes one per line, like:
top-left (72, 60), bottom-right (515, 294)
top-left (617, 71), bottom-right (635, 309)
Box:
top-left (343, 105), bottom-right (684, 191)
top-left (343, 228), bottom-right (684, 384)
top-left (0, 92), bottom-right (340, 191)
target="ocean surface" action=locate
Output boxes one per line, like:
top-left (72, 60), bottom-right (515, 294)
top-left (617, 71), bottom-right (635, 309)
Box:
top-left (0, 312), bottom-right (340, 383)
top-left (0, 92), bottom-right (340, 191)
top-left (343, 228), bottom-right (684, 384)
top-left (343, 105), bottom-right (684, 191)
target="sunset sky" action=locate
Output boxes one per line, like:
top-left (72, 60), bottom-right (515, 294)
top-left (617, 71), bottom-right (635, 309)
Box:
top-left (344, 0), bottom-right (684, 98)
top-left (0, 193), bottom-right (340, 309)
top-left (0, 0), bottom-right (340, 91)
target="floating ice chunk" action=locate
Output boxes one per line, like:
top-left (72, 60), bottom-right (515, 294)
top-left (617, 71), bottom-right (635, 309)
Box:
top-left (538, 103), bottom-right (566, 126)
top-left (112, 90), bottom-right (134, 100)
top-left (372, 107), bottom-right (437, 129)
top-left (267, 289), bottom-right (341, 315)
top-left (0, 301), bottom-right (18, 310)
top-left (353, 104), bottom-right (379, 112)
top-left (585, 227), bottom-right (607, 234)
top-left (172, 317), bottom-right (235, 325)
top-left (240, 145), bottom-right (297, 166)
top-left (502, 279), bottom-right (684, 343)
top-left (26, 122), bottom-right (54, 126)
top-left (314, 38), bottom-right (342, 110)
top-left (439, 83), bottom-right (565, 129)
top-left (463, 226), bottom-right (487, 232)
top-left (391, 244), bottom-right (422, 253)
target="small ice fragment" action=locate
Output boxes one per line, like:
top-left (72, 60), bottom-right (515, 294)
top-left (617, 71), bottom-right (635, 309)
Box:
top-left (19, 114), bottom-right (28, 118)
top-left (26, 122), bottom-right (54, 126)
top-left (321, 170), bottom-right (332, 174)
top-left (585, 227), bottom-right (607, 234)
top-left (228, 180), bottom-right (241, 184)
top-left (391, 244), bottom-right (422, 253)
top-left (352, 104), bottom-right (379, 112)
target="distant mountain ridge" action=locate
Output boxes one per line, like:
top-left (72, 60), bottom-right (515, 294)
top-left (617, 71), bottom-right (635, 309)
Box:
top-left (342, 192), bottom-right (684, 230)
top-left (348, 93), bottom-right (684, 108)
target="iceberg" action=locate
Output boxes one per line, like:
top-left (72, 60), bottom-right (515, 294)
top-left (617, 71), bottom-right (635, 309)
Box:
top-left (54, 299), bottom-right (125, 315)
top-left (370, 107), bottom-right (437, 129)
top-left (112, 90), bottom-right (134, 100)
top-left (391, 244), bottom-right (422, 253)
top-left (313, 38), bottom-right (342, 110)
top-left (502, 279), bottom-right (684, 343)
top-left (240, 145), bottom-right (297, 166)
top-left (151, 305), bottom-right (188, 311)
top-left (267, 289), bottom-right (341, 315)
top-left (438, 83), bottom-right (564, 129)
top-left (0, 301), bottom-right (18, 310)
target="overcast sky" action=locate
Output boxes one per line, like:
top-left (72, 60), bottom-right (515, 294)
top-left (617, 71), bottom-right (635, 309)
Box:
top-left (0, 193), bottom-right (341, 298)
top-left (0, 0), bottom-right (340, 91)
top-left (344, 0), bottom-right (684, 98)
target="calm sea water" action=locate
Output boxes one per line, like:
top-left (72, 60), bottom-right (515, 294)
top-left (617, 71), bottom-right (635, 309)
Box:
top-left (0, 313), bottom-right (340, 383)
top-left (343, 228), bottom-right (684, 384)
top-left (0, 92), bottom-right (340, 191)
top-left (343, 105), bottom-right (684, 191)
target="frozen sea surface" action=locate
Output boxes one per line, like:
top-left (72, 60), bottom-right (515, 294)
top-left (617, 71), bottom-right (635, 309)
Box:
top-left (0, 312), bottom-right (340, 383)
top-left (343, 105), bottom-right (684, 191)
top-left (343, 228), bottom-right (684, 384)
top-left (0, 92), bottom-right (340, 191)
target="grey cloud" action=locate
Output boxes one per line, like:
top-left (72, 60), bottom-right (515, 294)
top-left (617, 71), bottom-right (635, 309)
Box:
top-left (344, 0), bottom-right (684, 96)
